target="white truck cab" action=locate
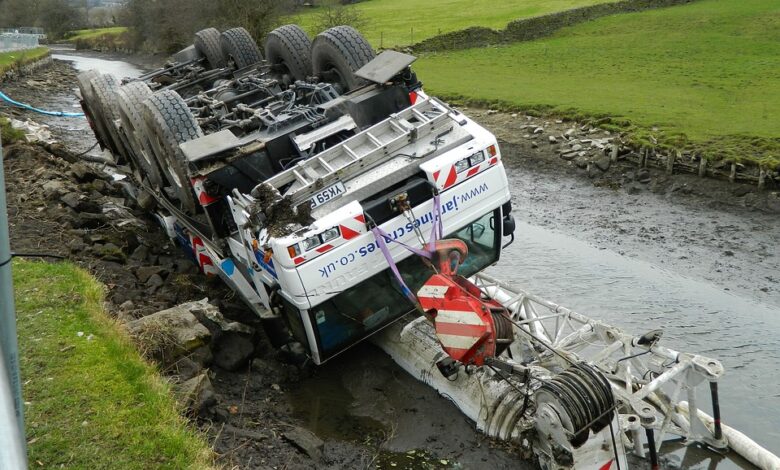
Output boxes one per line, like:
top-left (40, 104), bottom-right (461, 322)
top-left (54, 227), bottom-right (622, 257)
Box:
top-left (225, 92), bottom-right (514, 364)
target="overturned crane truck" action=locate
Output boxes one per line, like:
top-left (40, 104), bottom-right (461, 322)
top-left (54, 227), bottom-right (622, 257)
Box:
top-left (77, 25), bottom-right (780, 469)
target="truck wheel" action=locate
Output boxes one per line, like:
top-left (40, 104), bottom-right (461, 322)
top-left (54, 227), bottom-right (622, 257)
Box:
top-left (78, 70), bottom-right (115, 154)
top-left (312, 26), bottom-right (375, 93)
top-left (142, 90), bottom-right (202, 214)
top-left (220, 27), bottom-right (263, 69)
top-left (265, 24), bottom-right (312, 82)
top-left (90, 73), bottom-right (132, 164)
top-left (117, 81), bottom-right (165, 189)
top-left (194, 28), bottom-right (226, 69)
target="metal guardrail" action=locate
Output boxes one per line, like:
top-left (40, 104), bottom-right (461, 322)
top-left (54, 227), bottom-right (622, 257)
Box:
top-left (0, 33), bottom-right (40, 52)
top-left (0, 138), bottom-right (27, 469)
top-left (0, 27), bottom-right (44, 36)
top-left (0, 348), bottom-right (27, 469)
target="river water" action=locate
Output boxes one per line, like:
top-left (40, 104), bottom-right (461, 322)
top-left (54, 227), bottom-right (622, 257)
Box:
top-left (52, 51), bottom-right (779, 469)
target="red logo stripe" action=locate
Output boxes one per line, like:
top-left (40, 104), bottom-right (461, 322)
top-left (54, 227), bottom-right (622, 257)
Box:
top-left (340, 224), bottom-right (360, 240)
top-left (443, 167), bottom-right (458, 189)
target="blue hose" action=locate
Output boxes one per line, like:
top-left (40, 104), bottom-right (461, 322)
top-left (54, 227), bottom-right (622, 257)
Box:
top-left (0, 90), bottom-right (84, 118)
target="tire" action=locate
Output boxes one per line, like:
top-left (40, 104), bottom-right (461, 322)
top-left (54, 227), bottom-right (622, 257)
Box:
top-left (77, 70), bottom-right (113, 153)
top-left (117, 81), bottom-right (165, 188)
top-left (265, 24), bottom-right (312, 82)
top-left (142, 90), bottom-right (203, 214)
top-left (194, 28), bottom-right (226, 69)
top-left (220, 27), bottom-right (263, 69)
top-left (311, 26), bottom-right (375, 93)
top-left (90, 73), bottom-right (132, 164)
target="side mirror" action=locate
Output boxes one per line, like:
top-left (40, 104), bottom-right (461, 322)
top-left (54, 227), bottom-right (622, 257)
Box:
top-left (502, 214), bottom-right (516, 249)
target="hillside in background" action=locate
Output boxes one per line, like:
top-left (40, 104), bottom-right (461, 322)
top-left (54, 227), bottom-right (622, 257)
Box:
top-left (413, 0), bottom-right (779, 166)
top-left (294, 0), bottom-right (619, 48)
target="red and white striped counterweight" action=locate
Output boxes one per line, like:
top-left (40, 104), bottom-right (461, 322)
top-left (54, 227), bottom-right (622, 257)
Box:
top-left (416, 240), bottom-right (513, 366)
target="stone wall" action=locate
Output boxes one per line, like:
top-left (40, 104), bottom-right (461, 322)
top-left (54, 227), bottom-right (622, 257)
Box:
top-left (0, 54), bottom-right (53, 84)
top-left (413, 0), bottom-right (695, 52)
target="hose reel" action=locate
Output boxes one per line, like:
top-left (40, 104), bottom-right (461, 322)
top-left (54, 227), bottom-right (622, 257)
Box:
top-left (535, 363), bottom-right (615, 448)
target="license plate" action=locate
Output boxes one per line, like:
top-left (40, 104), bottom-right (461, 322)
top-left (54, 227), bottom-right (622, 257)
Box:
top-left (309, 182), bottom-right (346, 208)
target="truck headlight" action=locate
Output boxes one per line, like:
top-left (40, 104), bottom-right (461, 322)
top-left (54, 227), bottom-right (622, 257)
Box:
top-left (302, 235), bottom-right (321, 252)
top-left (454, 158), bottom-right (470, 173)
top-left (320, 227), bottom-right (340, 243)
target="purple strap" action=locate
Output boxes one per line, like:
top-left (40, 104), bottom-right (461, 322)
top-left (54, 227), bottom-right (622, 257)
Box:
top-left (372, 226), bottom-right (432, 259)
top-left (371, 225), bottom-right (420, 306)
top-left (369, 192), bottom-right (445, 308)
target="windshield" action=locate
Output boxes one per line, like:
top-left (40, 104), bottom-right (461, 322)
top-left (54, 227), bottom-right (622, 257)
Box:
top-left (307, 209), bottom-right (501, 361)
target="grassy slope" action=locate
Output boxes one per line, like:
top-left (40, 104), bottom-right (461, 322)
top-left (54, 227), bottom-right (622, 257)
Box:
top-left (414, 0), bottom-right (779, 166)
top-left (0, 47), bottom-right (49, 71)
top-left (293, 0), bottom-right (617, 47)
top-left (66, 27), bottom-right (129, 41)
top-left (15, 260), bottom-right (212, 469)
top-left (0, 117), bottom-right (26, 143)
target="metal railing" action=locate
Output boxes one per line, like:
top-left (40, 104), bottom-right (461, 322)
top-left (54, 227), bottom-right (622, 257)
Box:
top-left (0, 33), bottom-right (40, 52)
top-left (0, 27), bottom-right (44, 36)
top-left (0, 139), bottom-right (27, 469)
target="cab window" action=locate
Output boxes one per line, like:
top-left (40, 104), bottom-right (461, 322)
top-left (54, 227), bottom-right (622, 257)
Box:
top-left (308, 209), bottom-right (501, 361)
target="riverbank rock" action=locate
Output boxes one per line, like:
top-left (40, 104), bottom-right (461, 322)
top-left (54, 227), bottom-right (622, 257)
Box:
top-left (126, 301), bottom-right (212, 361)
top-left (767, 192), bottom-right (780, 213)
top-left (284, 426), bottom-right (324, 461)
top-left (213, 333), bottom-right (255, 371)
top-left (182, 299), bottom-right (257, 371)
top-left (174, 372), bottom-right (216, 417)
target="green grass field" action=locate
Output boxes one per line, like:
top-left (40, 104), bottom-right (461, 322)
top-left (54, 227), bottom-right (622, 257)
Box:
top-left (14, 260), bottom-right (213, 469)
top-left (293, 0), bottom-right (617, 48)
top-left (413, 0), bottom-right (779, 166)
top-left (66, 27), bottom-right (129, 41)
top-left (0, 47), bottom-right (49, 72)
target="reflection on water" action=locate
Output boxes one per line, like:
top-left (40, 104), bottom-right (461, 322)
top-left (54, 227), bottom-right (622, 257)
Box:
top-left (52, 53), bottom-right (145, 79)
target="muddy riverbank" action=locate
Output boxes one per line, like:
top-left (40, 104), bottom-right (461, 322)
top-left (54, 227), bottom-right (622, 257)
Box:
top-left (465, 107), bottom-right (780, 308)
top-left (1, 54), bottom-right (778, 469)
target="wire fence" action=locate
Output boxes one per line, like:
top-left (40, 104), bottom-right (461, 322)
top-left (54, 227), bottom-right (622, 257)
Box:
top-left (0, 34), bottom-right (41, 53)
top-left (0, 27), bottom-right (44, 36)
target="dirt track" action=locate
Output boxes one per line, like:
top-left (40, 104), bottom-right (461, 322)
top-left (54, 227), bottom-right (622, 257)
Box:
top-left (2, 55), bottom-right (778, 468)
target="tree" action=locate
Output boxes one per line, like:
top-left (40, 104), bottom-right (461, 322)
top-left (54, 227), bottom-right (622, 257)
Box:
top-left (312, 0), bottom-right (366, 33)
top-left (38, 0), bottom-right (87, 39)
top-left (0, 0), bottom-right (43, 28)
top-left (121, 0), bottom-right (295, 53)
top-left (88, 6), bottom-right (118, 28)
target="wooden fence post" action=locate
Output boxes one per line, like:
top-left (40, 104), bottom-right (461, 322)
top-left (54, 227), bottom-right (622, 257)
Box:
top-left (758, 167), bottom-right (766, 190)
top-left (729, 162), bottom-right (736, 183)
top-left (666, 151), bottom-right (677, 175)
top-left (698, 157), bottom-right (707, 178)
top-left (610, 142), bottom-right (619, 163)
